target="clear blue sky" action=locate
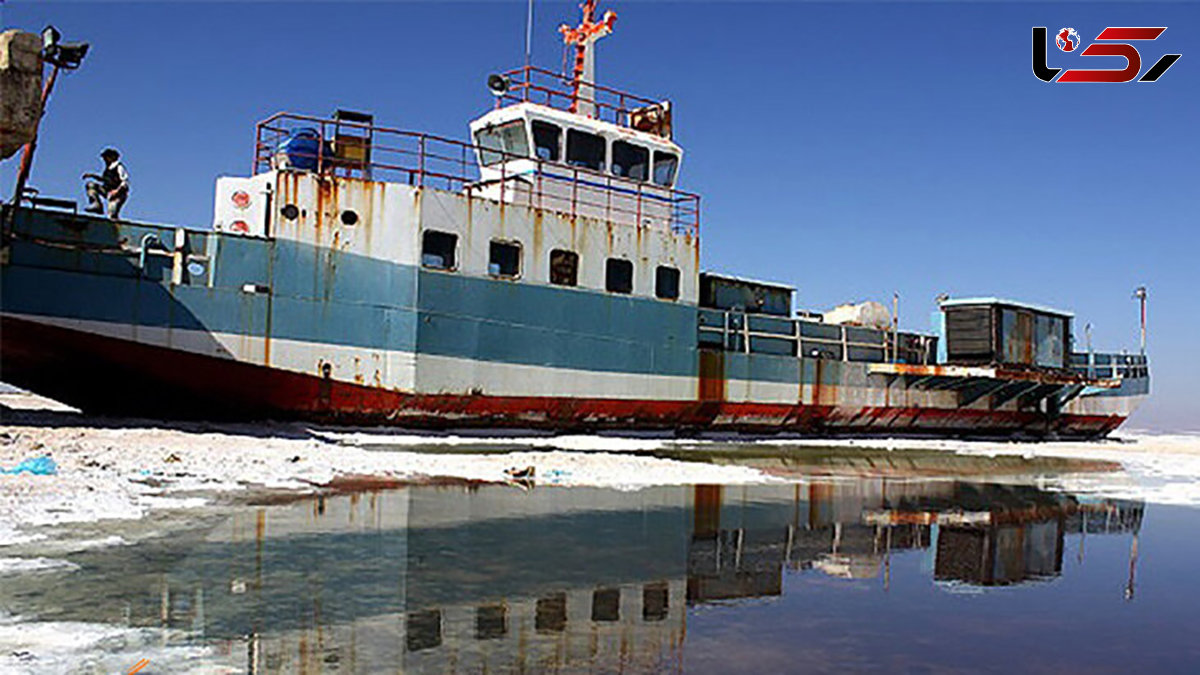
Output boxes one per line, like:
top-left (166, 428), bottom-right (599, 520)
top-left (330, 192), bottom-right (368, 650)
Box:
top-left (2, 1), bottom-right (1197, 431)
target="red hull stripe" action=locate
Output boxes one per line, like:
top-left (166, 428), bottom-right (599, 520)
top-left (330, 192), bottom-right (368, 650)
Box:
top-left (0, 316), bottom-right (1126, 437)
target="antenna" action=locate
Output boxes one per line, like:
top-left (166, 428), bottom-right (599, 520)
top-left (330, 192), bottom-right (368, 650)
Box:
top-left (524, 0), bottom-right (534, 70)
top-left (1133, 286), bottom-right (1147, 355)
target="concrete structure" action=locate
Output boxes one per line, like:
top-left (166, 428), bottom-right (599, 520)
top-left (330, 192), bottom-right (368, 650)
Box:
top-left (0, 30), bottom-right (42, 160)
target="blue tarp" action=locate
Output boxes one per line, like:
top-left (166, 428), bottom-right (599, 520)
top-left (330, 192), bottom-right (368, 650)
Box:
top-left (0, 455), bottom-right (57, 476)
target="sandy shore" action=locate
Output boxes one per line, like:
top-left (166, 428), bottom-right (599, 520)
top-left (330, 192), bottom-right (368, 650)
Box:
top-left (3, 391), bottom-right (1199, 549)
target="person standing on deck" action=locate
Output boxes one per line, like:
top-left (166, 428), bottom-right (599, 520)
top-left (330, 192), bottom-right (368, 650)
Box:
top-left (82, 147), bottom-right (129, 219)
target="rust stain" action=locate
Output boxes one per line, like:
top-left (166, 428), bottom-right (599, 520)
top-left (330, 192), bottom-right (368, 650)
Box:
top-left (813, 359), bottom-right (822, 406)
top-left (693, 485), bottom-right (722, 537)
top-left (532, 209), bottom-right (543, 261)
top-left (464, 190), bottom-right (473, 241)
top-left (698, 349), bottom-right (725, 402)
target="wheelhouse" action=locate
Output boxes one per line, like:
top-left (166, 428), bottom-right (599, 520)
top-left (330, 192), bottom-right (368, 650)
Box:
top-left (465, 65), bottom-right (687, 232)
top-left (470, 102), bottom-right (682, 189)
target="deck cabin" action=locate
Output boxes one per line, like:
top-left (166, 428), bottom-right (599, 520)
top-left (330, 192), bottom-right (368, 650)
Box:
top-left (467, 68), bottom-right (684, 233)
top-left (212, 65), bottom-right (701, 312)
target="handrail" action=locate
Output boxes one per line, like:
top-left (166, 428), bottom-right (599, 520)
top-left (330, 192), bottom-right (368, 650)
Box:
top-left (252, 112), bottom-right (699, 236)
top-left (495, 65), bottom-right (663, 128)
top-left (698, 309), bottom-right (937, 365)
top-left (1069, 351), bottom-right (1149, 380)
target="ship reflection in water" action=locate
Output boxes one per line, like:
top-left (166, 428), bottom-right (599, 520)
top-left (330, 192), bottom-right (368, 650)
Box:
top-left (5, 455), bottom-right (1175, 673)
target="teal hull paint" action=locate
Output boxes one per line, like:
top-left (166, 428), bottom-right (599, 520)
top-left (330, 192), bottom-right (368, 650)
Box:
top-left (415, 269), bottom-right (699, 377)
top-left (0, 207), bottom-right (1149, 419)
top-left (3, 208), bottom-right (703, 378)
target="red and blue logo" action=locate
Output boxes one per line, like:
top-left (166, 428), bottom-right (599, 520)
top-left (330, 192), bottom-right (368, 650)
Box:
top-left (1056, 27), bottom-right (1081, 52)
top-left (1034, 26), bottom-right (1181, 83)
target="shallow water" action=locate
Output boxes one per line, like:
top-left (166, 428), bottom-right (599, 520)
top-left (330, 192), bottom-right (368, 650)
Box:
top-left (2, 467), bottom-right (1197, 673)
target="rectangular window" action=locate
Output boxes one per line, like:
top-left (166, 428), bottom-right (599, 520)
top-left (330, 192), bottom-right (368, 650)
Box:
top-left (605, 258), bottom-right (633, 294)
top-left (611, 141), bottom-right (649, 181)
top-left (422, 230), bottom-right (458, 270)
top-left (652, 151), bottom-right (678, 187)
top-left (643, 583), bottom-right (669, 622)
top-left (476, 604), bottom-right (507, 640)
top-left (656, 265), bottom-right (681, 300)
top-left (532, 120), bottom-right (561, 161)
top-left (406, 609), bottom-right (442, 652)
top-left (566, 129), bottom-right (606, 172)
top-left (549, 249), bottom-right (579, 287)
top-left (489, 240), bottom-right (521, 278)
top-left (535, 593), bottom-right (567, 634)
top-left (591, 588), bottom-right (620, 622)
top-left (474, 119), bottom-right (529, 166)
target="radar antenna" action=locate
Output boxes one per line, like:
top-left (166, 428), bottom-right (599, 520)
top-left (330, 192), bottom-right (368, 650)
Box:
top-left (559, 0), bottom-right (616, 117)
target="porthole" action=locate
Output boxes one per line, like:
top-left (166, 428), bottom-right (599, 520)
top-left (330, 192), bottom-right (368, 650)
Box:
top-left (340, 209), bottom-right (359, 226)
top-left (281, 204), bottom-right (300, 220)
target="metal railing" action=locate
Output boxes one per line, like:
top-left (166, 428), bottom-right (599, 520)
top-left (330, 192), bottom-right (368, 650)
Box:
top-left (495, 65), bottom-right (663, 129)
top-left (252, 112), bottom-right (699, 236)
top-left (1070, 352), bottom-right (1149, 380)
top-left (698, 309), bottom-right (937, 365)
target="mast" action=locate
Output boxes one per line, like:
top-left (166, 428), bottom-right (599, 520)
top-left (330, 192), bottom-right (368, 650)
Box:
top-left (559, 0), bottom-right (616, 118)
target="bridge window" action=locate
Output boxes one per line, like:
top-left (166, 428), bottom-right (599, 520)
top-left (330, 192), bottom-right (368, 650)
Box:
top-left (532, 121), bottom-right (561, 161)
top-left (611, 141), bottom-right (649, 181)
top-left (656, 266), bottom-right (680, 300)
top-left (605, 258), bottom-right (633, 294)
top-left (550, 249), bottom-right (579, 287)
top-left (652, 151), bottom-right (678, 187)
top-left (489, 240), bottom-right (521, 278)
top-left (475, 119), bottom-right (529, 166)
top-left (422, 230), bottom-right (458, 270)
top-left (566, 129), bottom-right (606, 172)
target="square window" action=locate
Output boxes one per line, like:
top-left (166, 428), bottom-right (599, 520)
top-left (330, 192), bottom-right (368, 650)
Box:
top-left (476, 604), bottom-right (507, 640)
top-left (489, 240), bottom-right (521, 278)
top-left (406, 609), bottom-right (442, 652)
top-left (656, 266), bottom-right (680, 300)
top-left (535, 593), bottom-right (567, 634)
top-left (422, 230), bottom-right (457, 270)
top-left (605, 258), bottom-right (633, 294)
top-left (550, 249), bottom-right (579, 287)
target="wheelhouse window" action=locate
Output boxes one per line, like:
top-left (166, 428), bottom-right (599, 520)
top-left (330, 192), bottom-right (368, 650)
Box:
top-left (566, 129), bottom-right (606, 172)
top-left (652, 151), bottom-right (678, 187)
top-left (655, 266), bottom-right (680, 300)
top-left (532, 121), bottom-right (561, 162)
top-left (422, 230), bottom-right (458, 270)
top-left (475, 120), bottom-right (529, 166)
top-left (489, 240), bottom-right (521, 278)
top-left (549, 249), bottom-right (579, 287)
top-left (611, 141), bottom-right (649, 181)
top-left (605, 258), bottom-right (633, 294)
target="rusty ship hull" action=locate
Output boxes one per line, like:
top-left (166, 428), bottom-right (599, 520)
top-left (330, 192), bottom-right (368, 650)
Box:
top-left (0, 168), bottom-right (1147, 439)
top-left (0, 31), bottom-right (1149, 437)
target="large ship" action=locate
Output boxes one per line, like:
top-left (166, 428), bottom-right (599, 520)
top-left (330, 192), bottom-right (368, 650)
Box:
top-left (0, 5), bottom-right (1148, 437)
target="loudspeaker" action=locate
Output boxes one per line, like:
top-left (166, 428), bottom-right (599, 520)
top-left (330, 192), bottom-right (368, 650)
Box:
top-left (487, 73), bottom-right (511, 97)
